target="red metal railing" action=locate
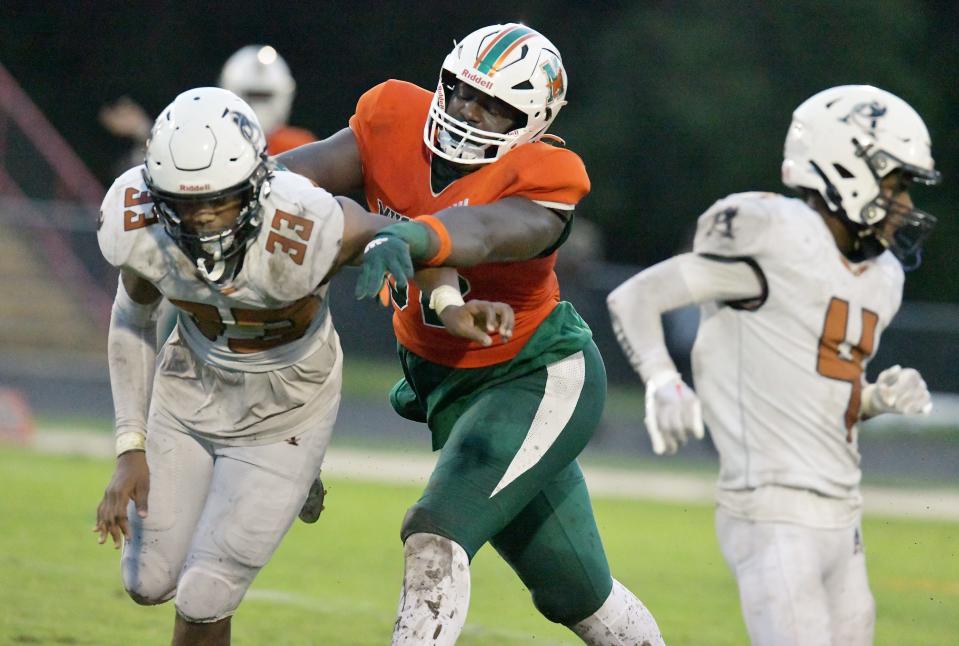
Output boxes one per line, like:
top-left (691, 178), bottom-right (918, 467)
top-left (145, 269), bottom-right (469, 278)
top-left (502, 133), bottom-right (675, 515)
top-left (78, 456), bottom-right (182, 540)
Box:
top-left (0, 61), bottom-right (112, 327)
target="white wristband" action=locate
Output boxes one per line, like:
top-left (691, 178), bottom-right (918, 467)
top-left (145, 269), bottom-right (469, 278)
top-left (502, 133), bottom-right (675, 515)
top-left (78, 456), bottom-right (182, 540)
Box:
top-left (115, 431), bottom-right (146, 457)
top-left (428, 284), bottom-right (465, 314)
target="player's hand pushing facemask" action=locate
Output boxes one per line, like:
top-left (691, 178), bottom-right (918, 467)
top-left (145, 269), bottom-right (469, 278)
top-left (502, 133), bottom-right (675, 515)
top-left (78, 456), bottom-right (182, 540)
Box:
top-left (644, 371), bottom-right (705, 455)
top-left (861, 365), bottom-right (932, 417)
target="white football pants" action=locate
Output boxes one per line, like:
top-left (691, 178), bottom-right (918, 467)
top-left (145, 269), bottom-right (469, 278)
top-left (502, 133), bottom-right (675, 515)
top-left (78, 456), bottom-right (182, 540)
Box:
top-left (120, 363), bottom-right (339, 623)
top-left (716, 507), bottom-right (875, 646)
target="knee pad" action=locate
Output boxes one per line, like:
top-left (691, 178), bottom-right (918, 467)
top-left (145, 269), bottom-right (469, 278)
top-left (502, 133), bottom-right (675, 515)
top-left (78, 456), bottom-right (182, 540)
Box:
top-left (395, 533), bottom-right (471, 646)
top-left (174, 564), bottom-right (245, 623)
top-left (121, 552), bottom-right (176, 606)
top-left (403, 532), bottom-right (469, 574)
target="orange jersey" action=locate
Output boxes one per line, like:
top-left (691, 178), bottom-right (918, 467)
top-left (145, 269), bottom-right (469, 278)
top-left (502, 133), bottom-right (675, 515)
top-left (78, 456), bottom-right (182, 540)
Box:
top-left (267, 125), bottom-right (316, 155)
top-left (349, 80), bottom-right (590, 367)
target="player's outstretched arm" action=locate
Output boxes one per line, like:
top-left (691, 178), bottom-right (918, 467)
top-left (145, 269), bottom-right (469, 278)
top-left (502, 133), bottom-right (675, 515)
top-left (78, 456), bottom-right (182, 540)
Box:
top-left (421, 196), bottom-right (569, 266)
top-left (353, 197), bottom-right (565, 299)
top-left (327, 195), bottom-right (401, 278)
top-left (415, 267), bottom-right (514, 346)
top-left (607, 253), bottom-right (763, 454)
top-left (861, 365), bottom-right (933, 419)
top-left (95, 270), bottom-right (161, 548)
top-left (277, 127), bottom-right (364, 196)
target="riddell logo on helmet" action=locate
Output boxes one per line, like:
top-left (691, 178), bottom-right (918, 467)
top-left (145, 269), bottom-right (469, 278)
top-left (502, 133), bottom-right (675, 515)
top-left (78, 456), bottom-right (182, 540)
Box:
top-left (461, 69), bottom-right (493, 90)
top-left (179, 183), bottom-right (212, 192)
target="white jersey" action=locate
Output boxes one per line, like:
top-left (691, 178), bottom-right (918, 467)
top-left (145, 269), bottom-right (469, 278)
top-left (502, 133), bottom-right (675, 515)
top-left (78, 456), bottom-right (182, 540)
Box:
top-left (691, 192), bottom-right (903, 500)
top-left (98, 168), bottom-right (344, 372)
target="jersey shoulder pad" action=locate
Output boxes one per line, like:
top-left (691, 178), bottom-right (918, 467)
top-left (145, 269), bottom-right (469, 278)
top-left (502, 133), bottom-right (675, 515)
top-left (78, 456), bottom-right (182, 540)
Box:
top-left (500, 144), bottom-right (590, 210)
top-left (247, 171), bottom-right (345, 301)
top-left (693, 191), bottom-right (786, 258)
top-left (350, 80), bottom-right (429, 132)
top-left (349, 80), bottom-right (430, 167)
top-left (97, 166), bottom-right (160, 269)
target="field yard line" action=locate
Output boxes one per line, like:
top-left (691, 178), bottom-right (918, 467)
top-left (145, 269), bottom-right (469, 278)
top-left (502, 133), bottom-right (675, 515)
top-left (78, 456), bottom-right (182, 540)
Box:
top-left (245, 589), bottom-right (573, 645)
top-left (30, 429), bottom-right (959, 521)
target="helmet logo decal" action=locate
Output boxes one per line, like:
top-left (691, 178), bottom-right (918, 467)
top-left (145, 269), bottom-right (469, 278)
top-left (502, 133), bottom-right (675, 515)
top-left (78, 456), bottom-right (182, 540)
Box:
top-left (705, 207), bottom-right (738, 239)
top-left (840, 101), bottom-right (887, 135)
top-left (178, 183), bottom-right (213, 192)
top-left (541, 59), bottom-right (564, 103)
top-left (475, 25), bottom-right (535, 75)
top-left (231, 109), bottom-right (262, 145)
top-left (461, 68), bottom-right (494, 90)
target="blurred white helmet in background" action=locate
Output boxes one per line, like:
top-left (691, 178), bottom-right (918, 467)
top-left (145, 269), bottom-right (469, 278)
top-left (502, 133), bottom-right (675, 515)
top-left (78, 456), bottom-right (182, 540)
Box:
top-left (219, 45), bottom-right (296, 134)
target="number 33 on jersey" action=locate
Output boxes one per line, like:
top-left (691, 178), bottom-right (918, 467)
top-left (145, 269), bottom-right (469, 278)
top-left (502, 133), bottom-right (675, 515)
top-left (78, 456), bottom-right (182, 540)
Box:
top-left (98, 167), bottom-right (345, 370)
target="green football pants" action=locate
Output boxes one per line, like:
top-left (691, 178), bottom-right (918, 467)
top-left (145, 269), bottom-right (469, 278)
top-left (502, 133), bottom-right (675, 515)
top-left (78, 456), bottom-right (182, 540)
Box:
top-left (401, 342), bottom-right (613, 624)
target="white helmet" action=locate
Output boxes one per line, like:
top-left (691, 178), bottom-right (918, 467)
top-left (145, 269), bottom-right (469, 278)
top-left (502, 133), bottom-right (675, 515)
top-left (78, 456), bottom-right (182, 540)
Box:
top-left (144, 87), bottom-right (270, 277)
top-left (424, 23), bottom-right (567, 164)
top-left (782, 85), bottom-right (940, 266)
top-left (219, 45), bottom-right (295, 134)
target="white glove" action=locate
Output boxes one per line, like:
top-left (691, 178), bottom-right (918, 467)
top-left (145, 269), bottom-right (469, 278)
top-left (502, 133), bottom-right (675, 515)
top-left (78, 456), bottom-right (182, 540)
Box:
top-left (644, 371), bottom-right (704, 455)
top-left (861, 365), bottom-right (932, 417)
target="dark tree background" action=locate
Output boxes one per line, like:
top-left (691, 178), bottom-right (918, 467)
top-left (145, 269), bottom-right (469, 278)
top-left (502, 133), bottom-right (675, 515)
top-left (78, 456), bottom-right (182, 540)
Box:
top-left (2, 0), bottom-right (956, 300)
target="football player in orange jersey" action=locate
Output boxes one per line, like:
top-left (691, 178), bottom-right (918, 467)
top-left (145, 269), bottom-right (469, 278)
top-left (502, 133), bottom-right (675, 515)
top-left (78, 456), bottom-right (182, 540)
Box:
top-left (281, 23), bottom-right (664, 645)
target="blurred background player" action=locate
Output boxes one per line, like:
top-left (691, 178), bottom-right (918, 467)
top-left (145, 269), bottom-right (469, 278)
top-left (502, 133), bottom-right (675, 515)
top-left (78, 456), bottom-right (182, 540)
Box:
top-left (218, 45), bottom-right (315, 156)
top-left (93, 86), bottom-right (505, 646)
top-left (607, 85), bottom-right (939, 645)
top-left (99, 45), bottom-right (314, 173)
top-left (281, 22), bottom-right (664, 646)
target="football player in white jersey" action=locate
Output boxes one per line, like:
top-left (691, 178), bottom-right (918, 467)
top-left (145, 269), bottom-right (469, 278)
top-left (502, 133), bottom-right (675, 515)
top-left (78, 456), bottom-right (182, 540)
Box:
top-left (607, 85), bottom-right (939, 646)
top-left (92, 87), bottom-right (513, 646)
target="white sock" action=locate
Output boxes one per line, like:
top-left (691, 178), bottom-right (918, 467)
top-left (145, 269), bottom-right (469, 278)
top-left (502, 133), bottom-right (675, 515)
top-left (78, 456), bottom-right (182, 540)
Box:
top-left (391, 533), bottom-right (470, 646)
top-left (569, 579), bottom-right (665, 646)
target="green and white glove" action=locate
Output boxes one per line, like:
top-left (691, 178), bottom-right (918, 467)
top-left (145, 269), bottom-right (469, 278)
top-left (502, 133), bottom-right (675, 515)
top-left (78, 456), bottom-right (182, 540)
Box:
top-left (354, 222), bottom-right (431, 300)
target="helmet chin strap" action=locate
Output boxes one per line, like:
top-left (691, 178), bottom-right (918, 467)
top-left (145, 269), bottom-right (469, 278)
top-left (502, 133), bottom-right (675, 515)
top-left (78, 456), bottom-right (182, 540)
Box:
top-left (196, 256), bottom-right (228, 282)
top-left (840, 217), bottom-right (886, 263)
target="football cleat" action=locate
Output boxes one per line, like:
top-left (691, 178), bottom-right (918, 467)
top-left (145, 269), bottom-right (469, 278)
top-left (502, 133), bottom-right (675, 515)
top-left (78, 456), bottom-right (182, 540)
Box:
top-left (298, 474), bottom-right (327, 524)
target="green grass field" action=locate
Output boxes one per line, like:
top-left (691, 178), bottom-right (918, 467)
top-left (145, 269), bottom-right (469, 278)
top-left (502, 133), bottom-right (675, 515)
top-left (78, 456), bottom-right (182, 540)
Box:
top-left (1, 445), bottom-right (956, 645)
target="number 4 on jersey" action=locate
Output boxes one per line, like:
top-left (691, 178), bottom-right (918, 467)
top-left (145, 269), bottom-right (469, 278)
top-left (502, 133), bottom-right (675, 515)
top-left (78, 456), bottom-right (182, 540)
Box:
top-left (816, 297), bottom-right (879, 440)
